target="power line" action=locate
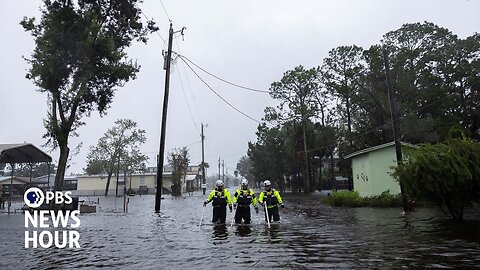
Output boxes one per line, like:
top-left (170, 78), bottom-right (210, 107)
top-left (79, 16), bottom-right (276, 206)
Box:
top-left (136, 5), bottom-right (166, 44)
top-left (175, 60), bottom-right (200, 134)
top-left (179, 56), bottom-right (266, 125)
top-left (183, 140), bottom-right (202, 148)
top-left (159, 0), bottom-right (171, 22)
top-left (175, 43), bottom-right (205, 124)
top-left (178, 54), bottom-right (270, 94)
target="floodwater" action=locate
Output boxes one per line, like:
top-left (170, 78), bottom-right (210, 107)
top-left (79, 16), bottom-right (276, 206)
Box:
top-left (1, 192), bottom-right (479, 269)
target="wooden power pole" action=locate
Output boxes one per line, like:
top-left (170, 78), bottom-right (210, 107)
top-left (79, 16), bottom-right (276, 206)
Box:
top-left (382, 48), bottom-right (409, 212)
top-left (218, 157), bottom-right (221, 180)
top-left (155, 23), bottom-right (174, 213)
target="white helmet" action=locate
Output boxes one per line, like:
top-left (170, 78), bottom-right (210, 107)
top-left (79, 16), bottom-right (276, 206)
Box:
top-left (264, 180), bottom-right (271, 186)
top-left (215, 180), bottom-right (224, 187)
top-left (241, 178), bottom-right (248, 186)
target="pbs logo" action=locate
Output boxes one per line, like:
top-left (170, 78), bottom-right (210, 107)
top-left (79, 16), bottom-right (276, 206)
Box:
top-left (24, 187), bottom-right (44, 208)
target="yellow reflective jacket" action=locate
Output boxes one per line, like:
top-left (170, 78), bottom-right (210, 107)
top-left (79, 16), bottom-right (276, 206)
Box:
top-left (233, 188), bottom-right (257, 207)
top-left (258, 189), bottom-right (283, 208)
top-left (206, 188), bottom-right (232, 207)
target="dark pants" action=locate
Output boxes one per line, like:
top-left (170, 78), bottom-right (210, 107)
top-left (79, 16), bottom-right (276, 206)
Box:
top-left (212, 206), bottom-right (227, 223)
top-left (264, 205), bottom-right (280, 222)
top-left (234, 206), bottom-right (251, 224)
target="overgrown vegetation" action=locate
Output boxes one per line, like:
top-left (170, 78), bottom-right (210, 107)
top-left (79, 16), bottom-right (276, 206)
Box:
top-left (168, 147), bottom-right (190, 197)
top-left (84, 119), bottom-right (148, 197)
top-left (394, 134), bottom-right (480, 220)
top-left (247, 22), bottom-right (480, 193)
top-left (323, 190), bottom-right (403, 208)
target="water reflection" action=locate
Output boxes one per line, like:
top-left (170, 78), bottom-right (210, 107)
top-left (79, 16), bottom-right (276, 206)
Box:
top-left (0, 193), bottom-right (479, 269)
top-left (212, 224), bottom-right (228, 240)
top-left (264, 224), bottom-right (281, 240)
top-left (234, 225), bottom-right (251, 237)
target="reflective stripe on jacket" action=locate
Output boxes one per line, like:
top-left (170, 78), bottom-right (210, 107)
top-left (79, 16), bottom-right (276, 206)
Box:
top-left (233, 188), bottom-right (257, 207)
top-left (207, 188), bottom-right (232, 207)
top-left (258, 189), bottom-right (283, 208)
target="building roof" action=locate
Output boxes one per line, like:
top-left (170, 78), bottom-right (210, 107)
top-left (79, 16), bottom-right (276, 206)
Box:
top-left (0, 143), bottom-right (52, 164)
top-left (344, 141), bottom-right (417, 160)
top-left (0, 176), bottom-right (30, 184)
top-left (32, 174), bottom-right (76, 184)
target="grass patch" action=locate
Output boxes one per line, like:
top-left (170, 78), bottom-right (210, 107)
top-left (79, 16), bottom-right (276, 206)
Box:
top-left (323, 190), bottom-right (403, 208)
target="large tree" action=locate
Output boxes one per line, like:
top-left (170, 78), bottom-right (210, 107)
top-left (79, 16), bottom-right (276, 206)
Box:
top-left (320, 45), bottom-right (365, 149)
top-left (168, 147), bottom-right (190, 196)
top-left (84, 119), bottom-right (147, 196)
top-left (248, 123), bottom-right (288, 191)
top-left (269, 66), bottom-right (320, 194)
top-left (382, 22), bottom-right (460, 142)
top-left (21, 0), bottom-right (157, 192)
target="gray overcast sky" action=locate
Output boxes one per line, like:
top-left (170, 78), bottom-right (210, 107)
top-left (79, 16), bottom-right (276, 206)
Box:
top-left (1, 0), bottom-right (479, 176)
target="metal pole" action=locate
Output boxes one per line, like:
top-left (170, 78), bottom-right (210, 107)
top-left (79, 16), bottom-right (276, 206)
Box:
top-left (115, 154), bottom-right (120, 197)
top-left (382, 48), bottom-right (409, 212)
top-left (264, 202), bottom-right (270, 228)
top-left (201, 124), bottom-right (206, 195)
top-left (29, 162), bottom-right (33, 184)
top-left (8, 163), bottom-right (14, 215)
top-left (123, 171), bottom-right (127, 212)
top-left (155, 23), bottom-right (174, 213)
top-left (47, 162), bottom-right (51, 190)
top-left (199, 205), bottom-right (205, 227)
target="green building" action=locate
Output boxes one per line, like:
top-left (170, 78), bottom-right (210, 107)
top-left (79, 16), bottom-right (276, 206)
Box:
top-left (344, 141), bottom-right (416, 197)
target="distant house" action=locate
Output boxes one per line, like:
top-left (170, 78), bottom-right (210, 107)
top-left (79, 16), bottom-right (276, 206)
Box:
top-left (33, 174), bottom-right (78, 191)
top-left (75, 171), bottom-right (172, 196)
top-left (344, 141), bottom-right (416, 197)
top-left (315, 156), bottom-right (351, 190)
top-left (0, 176), bottom-right (30, 197)
top-left (72, 165), bottom-right (202, 196)
top-left (164, 165), bottom-right (202, 192)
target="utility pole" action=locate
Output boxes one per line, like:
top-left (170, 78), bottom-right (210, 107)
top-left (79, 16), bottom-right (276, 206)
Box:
top-left (155, 23), bottom-right (174, 213)
top-left (8, 163), bottom-right (14, 215)
top-left (201, 123), bottom-right (206, 195)
top-left (222, 160), bottom-right (225, 183)
top-left (218, 157), bottom-right (221, 180)
top-left (382, 48), bottom-right (409, 212)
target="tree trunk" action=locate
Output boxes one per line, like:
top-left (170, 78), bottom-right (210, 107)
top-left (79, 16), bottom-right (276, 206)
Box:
top-left (302, 123), bottom-right (310, 194)
top-left (54, 143), bottom-right (70, 192)
top-left (105, 171), bottom-right (113, 196)
top-left (346, 95), bottom-right (352, 146)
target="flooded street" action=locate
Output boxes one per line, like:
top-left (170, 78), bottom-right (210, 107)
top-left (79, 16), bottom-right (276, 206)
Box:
top-left (1, 192), bottom-right (480, 269)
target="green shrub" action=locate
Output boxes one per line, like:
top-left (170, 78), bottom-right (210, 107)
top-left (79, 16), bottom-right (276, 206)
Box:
top-left (323, 190), bottom-right (403, 208)
top-left (395, 136), bottom-right (480, 220)
top-left (364, 190), bottom-right (403, 207)
top-left (323, 191), bottom-right (364, 207)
